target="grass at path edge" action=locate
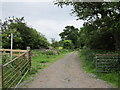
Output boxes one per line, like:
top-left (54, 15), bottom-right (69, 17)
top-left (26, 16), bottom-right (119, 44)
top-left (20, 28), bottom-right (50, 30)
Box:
top-left (78, 49), bottom-right (119, 88)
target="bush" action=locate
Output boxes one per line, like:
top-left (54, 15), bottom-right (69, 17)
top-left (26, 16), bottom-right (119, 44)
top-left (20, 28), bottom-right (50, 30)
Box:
top-left (32, 50), bottom-right (56, 55)
top-left (41, 50), bottom-right (55, 55)
top-left (79, 47), bottom-right (96, 73)
top-left (80, 46), bottom-right (95, 61)
top-left (59, 49), bottom-right (69, 54)
top-left (58, 47), bottom-right (63, 50)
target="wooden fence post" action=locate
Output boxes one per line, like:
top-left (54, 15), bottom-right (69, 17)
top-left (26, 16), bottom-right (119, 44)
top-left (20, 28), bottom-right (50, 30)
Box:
top-left (27, 47), bottom-right (31, 71)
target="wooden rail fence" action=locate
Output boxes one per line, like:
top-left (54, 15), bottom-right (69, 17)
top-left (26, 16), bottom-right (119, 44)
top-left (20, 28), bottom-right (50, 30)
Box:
top-left (0, 47), bottom-right (31, 89)
top-left (95, 54), bottom-right (120, 73)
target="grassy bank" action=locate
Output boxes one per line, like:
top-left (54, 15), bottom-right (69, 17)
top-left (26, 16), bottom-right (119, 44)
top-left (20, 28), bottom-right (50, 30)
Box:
top-left (78, 48), bottom-right (119, 88)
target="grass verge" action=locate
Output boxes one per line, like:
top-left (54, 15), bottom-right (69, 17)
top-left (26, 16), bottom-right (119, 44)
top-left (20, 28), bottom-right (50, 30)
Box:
top-left (78, 48), bottom-right (119, 88)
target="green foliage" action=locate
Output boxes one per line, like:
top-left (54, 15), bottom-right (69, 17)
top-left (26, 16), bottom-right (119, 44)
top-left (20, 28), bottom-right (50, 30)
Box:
top-left (59, 49), bottom-right (70, 54)
top-left (79, 47), bottom-right (96, 73)
top-left (62, 40), bottom-right (74, 49)
top-left (55, 1), bottom-right (120, 51)
top-left (59, 26), bottom-right (79, 48)
top-left (58, 47), bottom-right (63, 50)
top-left (41, 50), bottom-right (56, 55)
top-left (1, 17), bottom-right (50, 49)
top-left (79, 23), bottom-right (116, 50)
top-left (97, 73), bottom-right (118, 87)
top-left (51, 38), bottom-right (60, 48)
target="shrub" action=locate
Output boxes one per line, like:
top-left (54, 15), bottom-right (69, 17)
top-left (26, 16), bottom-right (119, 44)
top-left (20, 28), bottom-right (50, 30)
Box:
top-left (41, 50), bottom-right (55, 55)
top-left (59, 49), bottom-right (69, 54)
top-left (58, 47), bottom-right (63, 50)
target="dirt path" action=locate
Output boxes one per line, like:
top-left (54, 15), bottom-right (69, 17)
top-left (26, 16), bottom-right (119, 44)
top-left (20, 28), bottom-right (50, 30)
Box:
top-left (23, 52), bottom-right (112, 88)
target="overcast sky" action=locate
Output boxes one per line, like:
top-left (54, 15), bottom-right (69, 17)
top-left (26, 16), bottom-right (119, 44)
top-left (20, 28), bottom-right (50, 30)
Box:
top-left (1, 0), bottom-right (84, 42)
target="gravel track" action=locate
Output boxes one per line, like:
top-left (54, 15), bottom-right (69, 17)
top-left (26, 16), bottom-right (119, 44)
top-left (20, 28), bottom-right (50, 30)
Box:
top-left (24, 52), bottom-right (112, 88)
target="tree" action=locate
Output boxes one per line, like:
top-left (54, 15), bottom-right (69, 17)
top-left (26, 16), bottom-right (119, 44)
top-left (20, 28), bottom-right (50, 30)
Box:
top-left (51, 38), bottom-right (60, 48)
top-left (55, 1), bottom-right (120, 51)
top-left (59, 26), bottom-right (79, 48)
top-left (79, 24), bottom-right (115, 50)
top-left (62, 40), bottom-right (74, 49)
top-left (2, 28), bottom-right (22, 49)
top-left (1, 17), bottom-right (50, 49)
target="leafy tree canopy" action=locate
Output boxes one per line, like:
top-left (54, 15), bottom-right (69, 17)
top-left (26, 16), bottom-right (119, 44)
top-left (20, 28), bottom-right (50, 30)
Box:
top-left (1, 17), bottom-right (50, 49)
top-left (59, 26), bottom-right (79, 48)
top-left (55, 1), bottom-right (120, 51)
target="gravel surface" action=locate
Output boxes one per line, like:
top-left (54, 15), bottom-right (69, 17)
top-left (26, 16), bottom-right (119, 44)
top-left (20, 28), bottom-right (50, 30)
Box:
top-left (24, 52), bottom-right (112, 88)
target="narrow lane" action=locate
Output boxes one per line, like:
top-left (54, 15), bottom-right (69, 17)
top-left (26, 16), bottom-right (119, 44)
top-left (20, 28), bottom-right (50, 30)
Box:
top-left (25, 52), bottom-right (111, 88)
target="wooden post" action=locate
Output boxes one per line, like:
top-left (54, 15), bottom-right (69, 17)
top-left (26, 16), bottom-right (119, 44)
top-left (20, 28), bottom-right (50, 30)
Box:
top-left (27, 47), bottom-right (31, 71)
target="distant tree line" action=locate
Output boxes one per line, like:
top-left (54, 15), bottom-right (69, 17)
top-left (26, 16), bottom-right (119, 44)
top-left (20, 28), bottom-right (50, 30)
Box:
top-left (1, 17), bottom-right (50, 49)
